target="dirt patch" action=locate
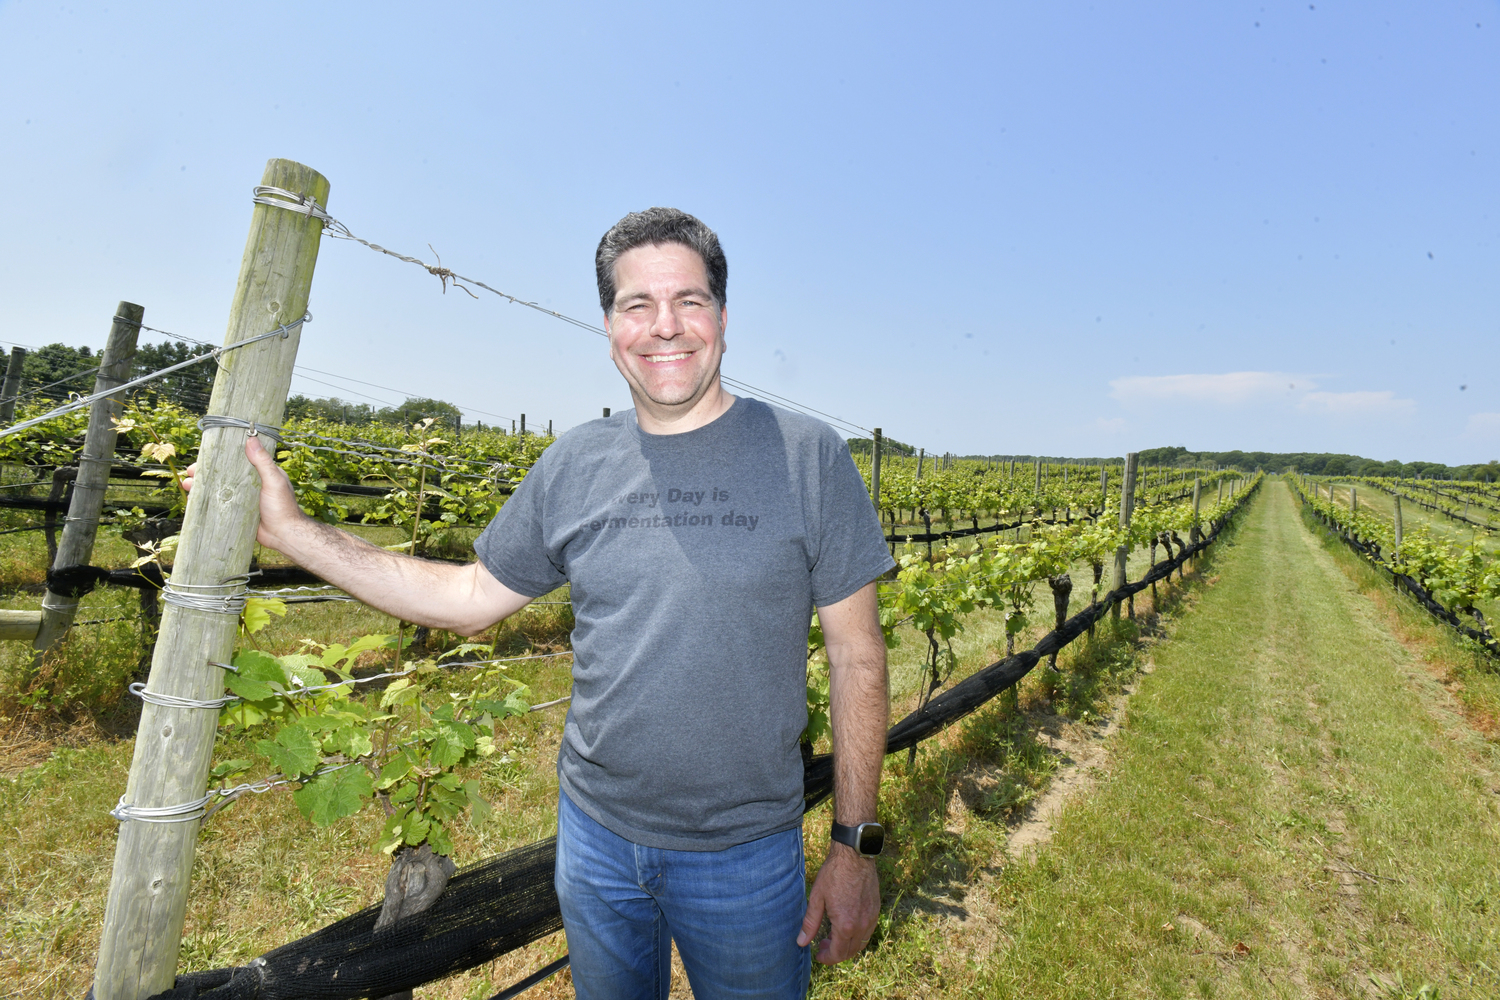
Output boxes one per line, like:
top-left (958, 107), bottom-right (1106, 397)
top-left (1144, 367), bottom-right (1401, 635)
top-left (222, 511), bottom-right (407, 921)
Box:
top-left (1003, 670), bottom-right (1142, 859)
top-left (0, 712), bottom-right (111, 777)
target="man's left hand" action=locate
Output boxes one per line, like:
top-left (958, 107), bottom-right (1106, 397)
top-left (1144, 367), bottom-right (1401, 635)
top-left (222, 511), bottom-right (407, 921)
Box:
top-left (797, 844), bottom-right (880, 964)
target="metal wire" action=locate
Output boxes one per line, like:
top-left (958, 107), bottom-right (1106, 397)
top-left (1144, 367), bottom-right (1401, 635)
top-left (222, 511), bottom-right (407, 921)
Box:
top-left (0, 314), bottom-right (309, 440)
top-left (198, 414), bottom-right (284, 444)
top-left (109, 792), bottom-right (216, 824)
top-left (128, 681), bottom-right (237, 710)
top-left (252, 185), bottom-right (331, 222)
top-left (317, 211), bottom-right (873, 437)
top-left (161, 576), bottom-right (251, 615)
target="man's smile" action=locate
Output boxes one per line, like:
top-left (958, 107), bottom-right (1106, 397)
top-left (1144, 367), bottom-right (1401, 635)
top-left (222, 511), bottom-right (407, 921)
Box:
top-left (641, 351), bottom-right (694, 363)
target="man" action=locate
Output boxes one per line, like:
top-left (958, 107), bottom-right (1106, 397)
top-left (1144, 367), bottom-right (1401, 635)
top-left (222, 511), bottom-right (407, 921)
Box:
top-left (206, 208), bottom-right (893, 998)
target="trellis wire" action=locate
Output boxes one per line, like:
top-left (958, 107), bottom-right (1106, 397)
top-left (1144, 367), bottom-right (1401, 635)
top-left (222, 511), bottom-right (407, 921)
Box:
top-left (0, 313), bottom-right (310, 439)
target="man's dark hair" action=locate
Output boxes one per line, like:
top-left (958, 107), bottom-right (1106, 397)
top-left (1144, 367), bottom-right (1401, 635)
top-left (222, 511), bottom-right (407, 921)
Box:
top-left (595, 208), bottom-right (727, 314)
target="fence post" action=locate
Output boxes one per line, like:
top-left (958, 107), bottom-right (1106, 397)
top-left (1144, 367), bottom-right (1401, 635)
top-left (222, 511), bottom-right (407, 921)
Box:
top-left (1191, 476), bottom-right (1201, 544)
top-left (916, 447), bottom-right (925, 480)
top-left (1393, 495), bottom-right (1403, 549)
top-left (603, 407), bottom-right (610, 418)
top-left (520, 413), bottom-right (526, 436)
top-left (0, 346), bottom-right (25, 424)
top-left (1034, 459), bottom-right (1042, 495)
top-left (870, 428), bottom-right (882, 509)
top-left (1111, 452), bottom-right (1137, 619)
top-left (31, 303), bottom-right (142, 658)
top-left (92, 159), bottom-right (329, 1000)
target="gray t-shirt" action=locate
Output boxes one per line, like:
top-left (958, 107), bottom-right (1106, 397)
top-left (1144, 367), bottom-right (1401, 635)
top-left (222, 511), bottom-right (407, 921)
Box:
top-left (474, 397), bottom-right (894, 850)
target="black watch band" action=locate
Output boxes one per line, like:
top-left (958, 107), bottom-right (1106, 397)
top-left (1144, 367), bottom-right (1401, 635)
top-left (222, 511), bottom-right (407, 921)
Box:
top-left (830, 820), bottom-right (885, 858)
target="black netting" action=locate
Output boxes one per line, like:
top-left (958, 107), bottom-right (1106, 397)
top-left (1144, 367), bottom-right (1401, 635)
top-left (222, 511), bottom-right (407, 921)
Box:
top-left (138, 486), bottom-right (1258, 1000)
top-left (146, 838), bottom-right (561, 999)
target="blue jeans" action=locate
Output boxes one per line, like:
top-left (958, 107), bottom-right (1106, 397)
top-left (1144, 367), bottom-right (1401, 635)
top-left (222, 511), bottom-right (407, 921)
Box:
top-left (555, 791), bottom-right (812, 1000)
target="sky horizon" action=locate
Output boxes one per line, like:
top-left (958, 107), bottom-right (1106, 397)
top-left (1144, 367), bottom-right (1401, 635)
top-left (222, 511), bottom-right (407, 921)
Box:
top-left (1, 1), bottom-right (1495, 465)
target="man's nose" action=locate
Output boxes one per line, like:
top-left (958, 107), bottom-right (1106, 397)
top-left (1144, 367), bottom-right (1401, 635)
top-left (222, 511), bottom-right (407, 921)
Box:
top-left (650, 302), bottom-right (685, 339)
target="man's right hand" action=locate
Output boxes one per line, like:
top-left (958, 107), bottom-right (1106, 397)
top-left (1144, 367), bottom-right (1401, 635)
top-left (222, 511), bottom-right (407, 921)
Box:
top-left (181, 435), bottom-right (307, 553)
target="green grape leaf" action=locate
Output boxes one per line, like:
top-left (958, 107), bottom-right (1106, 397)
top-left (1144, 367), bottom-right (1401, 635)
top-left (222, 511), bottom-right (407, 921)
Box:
top-left (256, 726), bottom-right (321, 779)
top-left (241, 597), bottom-right (288, 635)
top-left (210, 758), bottom-right (252, 779)
top-left (325, 724), bottom-right (373, 759)
top-left (428, 720), bottom-right (476, 766)
top-left (465, 779), bottom-right (492, 824)
top-left (226, 650), bottom-right (288, 702)
top-left (293, 765), bottom-right (373, 827)
top-left (380, 677), bottom-right (418, 709)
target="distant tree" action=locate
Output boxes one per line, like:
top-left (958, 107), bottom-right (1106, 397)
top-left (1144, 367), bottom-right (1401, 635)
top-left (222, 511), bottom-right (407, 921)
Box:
top-left (848, 436), bottom-right (917, 457)
top-left (286, 395), bottom-right (376, 424)
top-left (377, 397), bottom-right (462, 428)
top-left (131, 340), bottom-right (218, 414)
top-left (22, 343), bottom-right (96, 402)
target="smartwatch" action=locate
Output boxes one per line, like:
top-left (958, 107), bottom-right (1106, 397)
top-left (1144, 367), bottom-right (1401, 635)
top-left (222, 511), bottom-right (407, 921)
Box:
top-left (831, 820), bottom-right (885, 858)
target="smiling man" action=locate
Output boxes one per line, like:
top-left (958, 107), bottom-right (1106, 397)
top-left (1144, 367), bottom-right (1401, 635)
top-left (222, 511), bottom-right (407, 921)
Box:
top-left (212, 208), bottom-right (893, 1000)
top-left (479, 208), bottom-right (894, 998)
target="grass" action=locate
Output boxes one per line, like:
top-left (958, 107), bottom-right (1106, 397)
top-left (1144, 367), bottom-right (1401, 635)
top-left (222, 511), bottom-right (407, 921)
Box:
top-left (811, 479), bottom-right (1500, 999)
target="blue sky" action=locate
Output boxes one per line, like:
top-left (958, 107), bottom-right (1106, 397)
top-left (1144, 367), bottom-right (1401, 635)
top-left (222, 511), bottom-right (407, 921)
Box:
top-left (1, 1), bottom-right (1495, 463)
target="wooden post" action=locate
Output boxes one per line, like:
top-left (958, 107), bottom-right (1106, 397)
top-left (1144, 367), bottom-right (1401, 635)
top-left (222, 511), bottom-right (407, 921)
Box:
top-left (603, 407), bottom-right (611, 418)
top-left (1191, 476), bottom-right (1201, 543)
top-left (520, 413), bottom-right (526, 436)
top-left (1112, 452), bottom-right (1137, 619)
top-left (31, 303), bottom-right (142, 657)
top-left (1350, 486), bottom-right (1358, 513)
top-left (1034, 459), bottom-right (1042, 495)
top-left (0, 609), bottom-right (42, 639)
top-left (1218, 478), bottom-right (1224, 506)
top-left (93, 159), bottom-right (329, 1000)
top-left (870, 428), bottom-right (883, 509)
top-left (1393, 495), bottom-right (1403, 549)
top-left (0, 346), bottom-right (25, 424)
top-left (916, 447), bottom-right (925, 480)
top-left (548, 418), bottom-right (552, 437)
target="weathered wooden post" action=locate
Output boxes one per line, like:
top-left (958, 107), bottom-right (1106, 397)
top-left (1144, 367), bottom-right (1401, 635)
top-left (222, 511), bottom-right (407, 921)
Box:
top-left (1393, 495), bottom-right (1403, 549)
top-left (870, 428), bottom-right (883, 509)
top-left (0, 346), bottom-right (25, 424)
top-left (31, 304), bottom-right (142, 658)
top-left (1111, 452), bottom-right (1138, 619)
top-left (603, 407), bottom-right (611, 418)
top-left (1034, 459), bottom-right (1042, 495)
top-left (916, 447), bottom-right (925, 480)
top-left (520, 413), bottom-right (526, 436)
top-left (1191, 476), bottom-right (1202, 544)
top-left (92, 159), bottom-right (329, 1000)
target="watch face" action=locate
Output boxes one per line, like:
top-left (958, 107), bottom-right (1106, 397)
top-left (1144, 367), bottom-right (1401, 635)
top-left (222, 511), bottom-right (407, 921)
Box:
top-left (857, 823), bottom-right (885, 856)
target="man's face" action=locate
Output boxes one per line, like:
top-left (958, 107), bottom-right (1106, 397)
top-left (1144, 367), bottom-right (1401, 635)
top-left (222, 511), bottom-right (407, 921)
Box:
top-left (605, 242), bottom-right (727, 415)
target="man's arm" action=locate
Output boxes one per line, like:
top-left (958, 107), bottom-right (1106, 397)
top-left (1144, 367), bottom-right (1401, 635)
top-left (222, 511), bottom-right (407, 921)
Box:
top-left (184, 437), bottom-right (532, 635)
top-left (797, 580), bottom-right (888, 965)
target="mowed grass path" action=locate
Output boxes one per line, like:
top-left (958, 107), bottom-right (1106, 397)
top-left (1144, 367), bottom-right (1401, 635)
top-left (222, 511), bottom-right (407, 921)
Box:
top-left (820, 480), bottom-right (1500, 999)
